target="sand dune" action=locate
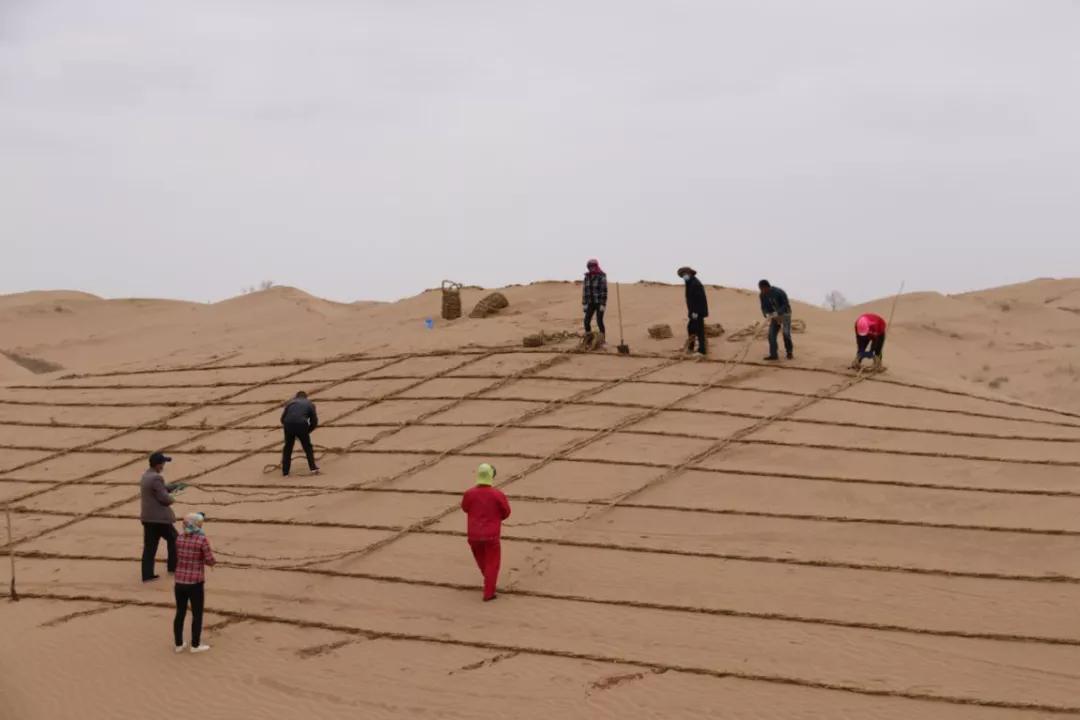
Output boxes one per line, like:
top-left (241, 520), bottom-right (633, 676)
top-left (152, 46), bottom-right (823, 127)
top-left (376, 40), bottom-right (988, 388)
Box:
top-left (1, 278), bottom-right (1080, 718)
top-left (2, 278), bottom-right (1078, 409)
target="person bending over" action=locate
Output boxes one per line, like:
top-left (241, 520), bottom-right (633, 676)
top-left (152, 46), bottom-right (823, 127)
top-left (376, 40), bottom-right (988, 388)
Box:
top-left (281, 391), bottom-right (319, 477)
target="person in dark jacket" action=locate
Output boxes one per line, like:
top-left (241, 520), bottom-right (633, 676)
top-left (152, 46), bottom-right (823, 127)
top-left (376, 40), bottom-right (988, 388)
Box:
top-left (758, 279), bottom-right (794, 361)
top-left (460, 463), bottom-right (511, 601)
top-left (582, 258), bottom-right (608, 345)
top-left (281, 391), bottom-right (319, 477)
top-left (678, 266), bottom-right (709, 355)
top-left (140, 451), bottom-right (178, 581)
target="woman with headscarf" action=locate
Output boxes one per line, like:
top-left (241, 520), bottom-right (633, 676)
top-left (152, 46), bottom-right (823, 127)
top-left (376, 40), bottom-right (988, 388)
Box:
top-left (582, 259), bottom-right (608, 346)
top-left (852, 312), bottom-right (887, 370)
top-left (460, 463), bottom-right (511, 601)
top-left (173, 512), bottom-right (216, 653)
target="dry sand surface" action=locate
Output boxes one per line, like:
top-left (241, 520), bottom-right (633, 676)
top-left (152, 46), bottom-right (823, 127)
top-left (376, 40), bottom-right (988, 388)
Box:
top-left (2, 278), bottom-right (1080, 719)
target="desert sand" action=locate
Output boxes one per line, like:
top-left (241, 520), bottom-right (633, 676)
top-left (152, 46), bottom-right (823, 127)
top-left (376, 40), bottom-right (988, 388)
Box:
top-left (2, 278), bottom-right (1080, 719)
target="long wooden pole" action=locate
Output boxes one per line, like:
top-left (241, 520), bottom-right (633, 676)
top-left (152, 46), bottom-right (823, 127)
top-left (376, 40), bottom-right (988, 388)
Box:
top-left (616, 283), bottom-right (626, 345)
top-left (886, 280), bottom-right (906, 328)
top-left (6, 504), bottom-right (18, 602)
top-left (881, 281), bottom-right (905, 366)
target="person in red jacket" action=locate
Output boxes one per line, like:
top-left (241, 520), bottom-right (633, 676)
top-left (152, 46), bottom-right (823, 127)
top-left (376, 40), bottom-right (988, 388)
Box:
top-left (461, 463), bottom-right (511, 601)
top-left (852, 312), bottom-right (887, 370)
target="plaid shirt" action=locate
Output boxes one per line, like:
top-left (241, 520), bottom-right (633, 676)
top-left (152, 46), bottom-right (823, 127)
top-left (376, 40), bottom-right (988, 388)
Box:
top-left (582, 271), bottom-right (608, 306)
top-left (174, 533), bottom-right (216, 584)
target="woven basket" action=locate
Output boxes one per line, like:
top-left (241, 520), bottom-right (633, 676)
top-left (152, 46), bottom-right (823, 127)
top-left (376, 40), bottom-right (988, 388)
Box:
top-left (441, 280), bottom-right (462, 320)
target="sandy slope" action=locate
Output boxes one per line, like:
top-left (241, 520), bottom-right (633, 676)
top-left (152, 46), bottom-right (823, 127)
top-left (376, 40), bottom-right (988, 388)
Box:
top-left (1, 278), bottom-right (1079, 719)
top-left (2, 278), bottom-right (1079, 409)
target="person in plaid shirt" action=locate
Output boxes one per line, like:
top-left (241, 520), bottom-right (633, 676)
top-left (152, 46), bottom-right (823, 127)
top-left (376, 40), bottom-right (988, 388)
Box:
top-left (174, 512), bottom-right (216, 654)
top-left (582, 258), bottom-right (608, 345)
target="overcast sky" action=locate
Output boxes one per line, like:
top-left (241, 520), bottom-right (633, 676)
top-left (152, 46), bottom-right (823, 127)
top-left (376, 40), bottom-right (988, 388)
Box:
top-left (2, 1), bottom-right (1078, 305)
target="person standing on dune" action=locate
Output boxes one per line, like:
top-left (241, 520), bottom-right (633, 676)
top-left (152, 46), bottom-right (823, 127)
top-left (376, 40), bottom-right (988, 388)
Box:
top-left (281, 391), bottom-right (319, 477)
top-left (678, 266), bottom-right (709, 355)
top-left (851, 312), bottom-right (887, 370)
top-left (173, 512), bottom-right (216, 654)
top-left (582, 258), bottom-right (608, 346)
top-left (758, 279), bottom-right (794, 361)
top-left (461, 463), bottom-right (511, 602)
top-left (140, 451), bottom-right (179, 582)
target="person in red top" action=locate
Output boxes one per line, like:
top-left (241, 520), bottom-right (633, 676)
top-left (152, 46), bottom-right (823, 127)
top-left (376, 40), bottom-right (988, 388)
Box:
top-left (852, 313), bottom-right (887, 370)
top-left (173, 512), bottom-right (216, 654)
top-left (460, 463), bottom-right (511, 601)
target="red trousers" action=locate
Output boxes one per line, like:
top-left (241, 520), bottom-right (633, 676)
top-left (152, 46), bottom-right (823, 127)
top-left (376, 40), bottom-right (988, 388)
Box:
top-left (468, 539), bottom-right (501, 600)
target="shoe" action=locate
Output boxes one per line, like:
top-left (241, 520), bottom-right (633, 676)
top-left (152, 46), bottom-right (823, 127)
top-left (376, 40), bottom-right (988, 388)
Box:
top-left (143, 575), bottom-right (160, 582)
top-left (310, 466), bottom-right (320, 475)
top-left (174, 645), bottom-right (186, 654)
top-left (190, 645), bottom-right (211, 654)
top-left (483, 595), bottom-right (497, 602)
top-left (282, 472), bottom-right (290, 478)
top-left (763, 355), bottom-right (779, 361)
top-left (786, 353), bottom-right (794, 360)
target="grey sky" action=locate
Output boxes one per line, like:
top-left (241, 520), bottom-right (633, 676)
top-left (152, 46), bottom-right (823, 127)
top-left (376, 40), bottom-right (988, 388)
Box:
top-left (2, 0), bottom-right (1078, 305)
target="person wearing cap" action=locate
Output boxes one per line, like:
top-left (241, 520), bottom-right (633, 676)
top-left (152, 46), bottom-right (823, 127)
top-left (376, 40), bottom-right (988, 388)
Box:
top-left (758, 279), bottom-right (794, 361)
top-left (173, 512), bottom-right (216, 654)
top-left (281, 391), bottom-right (319, 477)
top-left (677, 266), bottom-right (709, 355)
top-left (582, 258), bottom-right (608, 346)
top-left (140, 451), bottom-right (179, 582)
top-left (460, 463), bottom-right (511, 601)
top-left (852, 312), bottom-right (887, 370)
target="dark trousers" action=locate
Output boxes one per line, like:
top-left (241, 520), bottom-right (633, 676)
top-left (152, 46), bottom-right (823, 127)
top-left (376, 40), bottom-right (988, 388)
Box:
top-left (468, 539), bottom-right (501, 600)
top-left (686, 316), bottom-right (707, 354)
top-left (174, 582), bottom-right (205, 647)
top-left (857, 333), bottom-right (886, 357)
top-left (768, 314), bottom-right (794, 358)
top-left (142, 522), bottom-right (177, 581)
top-left (584, 303), bottom-right (606, 334)
top-left (282, 423), bottom-right (317, 475)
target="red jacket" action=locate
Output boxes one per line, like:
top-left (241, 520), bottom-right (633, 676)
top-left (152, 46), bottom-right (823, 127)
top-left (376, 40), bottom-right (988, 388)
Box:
top-left (461, 486), bottom-right (511, 541)
top-left (856, 313), bottom-right (887, 338)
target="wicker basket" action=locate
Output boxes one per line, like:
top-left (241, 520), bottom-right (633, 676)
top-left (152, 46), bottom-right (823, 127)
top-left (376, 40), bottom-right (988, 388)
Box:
top-left (441, 280), bottom-right (462, 320)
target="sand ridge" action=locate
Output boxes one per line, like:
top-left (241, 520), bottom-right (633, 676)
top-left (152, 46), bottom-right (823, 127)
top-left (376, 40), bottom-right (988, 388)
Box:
top-left (2, 280), bottom-right (1080, 718)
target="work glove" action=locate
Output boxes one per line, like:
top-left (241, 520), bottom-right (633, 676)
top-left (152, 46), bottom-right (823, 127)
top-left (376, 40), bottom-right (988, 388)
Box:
top-left (690, 312), bottom-right (699, 320)
top-left (599, 305), bottom-right (606, 312)
top-left (583, 305), bottom-right (589, 313)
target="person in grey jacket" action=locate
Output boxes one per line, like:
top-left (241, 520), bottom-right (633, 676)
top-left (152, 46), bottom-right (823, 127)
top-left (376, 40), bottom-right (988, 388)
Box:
top-left (281, 391), bottom-right (319, 477)
top-left (141, 451), bottom-right (179, 581)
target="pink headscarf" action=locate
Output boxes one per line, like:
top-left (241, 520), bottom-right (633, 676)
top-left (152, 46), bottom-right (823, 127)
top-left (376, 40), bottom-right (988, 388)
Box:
top-left (586, 258), bottom-right (604, 274)
top-left (855, 315), bottom-right (872, 336)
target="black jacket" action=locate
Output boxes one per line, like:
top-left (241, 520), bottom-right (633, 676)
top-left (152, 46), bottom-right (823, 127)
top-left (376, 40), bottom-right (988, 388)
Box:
top-left (760, 286), bottom-right (791, 317)
top-left (684, 276), bottom-right (709, 318)
top-left (281, 397), bottom-right (318, 431)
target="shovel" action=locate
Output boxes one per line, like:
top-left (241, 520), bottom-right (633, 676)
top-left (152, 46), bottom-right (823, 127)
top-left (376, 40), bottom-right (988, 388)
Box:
top-left (615, 282), bottom-right (630, 355)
